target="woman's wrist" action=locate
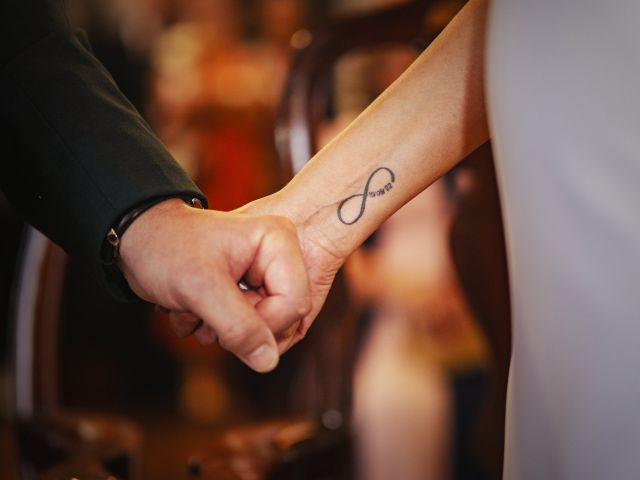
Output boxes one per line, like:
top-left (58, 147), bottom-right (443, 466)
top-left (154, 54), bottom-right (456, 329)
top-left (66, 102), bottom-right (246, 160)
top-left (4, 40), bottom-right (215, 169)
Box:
top-left (272, 161), bottom-right (401, 263)
top-left (240, 188), bottom-right (348, 267)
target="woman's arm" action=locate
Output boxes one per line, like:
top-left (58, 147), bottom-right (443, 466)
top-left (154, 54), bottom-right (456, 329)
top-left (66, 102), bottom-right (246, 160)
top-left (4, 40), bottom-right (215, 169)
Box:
top-left (265, 0), bottom-right (488, 259)
top-left (241, 0), bottom-right (490, 343)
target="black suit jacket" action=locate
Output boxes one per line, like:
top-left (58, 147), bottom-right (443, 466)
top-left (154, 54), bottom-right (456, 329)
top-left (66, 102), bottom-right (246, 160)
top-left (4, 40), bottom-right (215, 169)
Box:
top-left (0, 0), bottom-right (207, 300)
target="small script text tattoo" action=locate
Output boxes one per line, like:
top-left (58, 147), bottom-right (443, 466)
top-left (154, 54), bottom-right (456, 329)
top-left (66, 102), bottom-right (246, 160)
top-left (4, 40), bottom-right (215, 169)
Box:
top-left (337, 166), bottom-right (395, 225)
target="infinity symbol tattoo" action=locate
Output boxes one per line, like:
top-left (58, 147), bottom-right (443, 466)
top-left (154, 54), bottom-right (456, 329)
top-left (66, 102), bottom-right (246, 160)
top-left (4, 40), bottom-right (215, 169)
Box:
top-left (337, 166), bottom-right (395, 225)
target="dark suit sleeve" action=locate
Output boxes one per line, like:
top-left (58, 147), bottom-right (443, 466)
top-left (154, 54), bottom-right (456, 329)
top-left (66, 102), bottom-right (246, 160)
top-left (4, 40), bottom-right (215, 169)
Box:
top-left (0, 0), bottom-right (207, 300)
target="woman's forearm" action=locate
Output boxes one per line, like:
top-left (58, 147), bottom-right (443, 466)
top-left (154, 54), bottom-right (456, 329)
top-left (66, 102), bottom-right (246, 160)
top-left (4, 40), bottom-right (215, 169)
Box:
top-left (269, 0), bottom-right (489, 260)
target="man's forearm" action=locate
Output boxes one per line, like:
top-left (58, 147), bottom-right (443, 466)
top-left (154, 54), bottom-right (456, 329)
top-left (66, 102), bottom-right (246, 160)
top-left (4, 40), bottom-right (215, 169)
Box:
top-left (0, 0), bottom-right (205, 300)
top-left (269, 0), bottom-right (489, 260)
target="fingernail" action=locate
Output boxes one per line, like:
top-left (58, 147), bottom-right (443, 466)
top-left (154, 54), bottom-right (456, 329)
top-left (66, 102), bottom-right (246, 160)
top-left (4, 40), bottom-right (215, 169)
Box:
top-left (247, 344), bottom-right (279, 372)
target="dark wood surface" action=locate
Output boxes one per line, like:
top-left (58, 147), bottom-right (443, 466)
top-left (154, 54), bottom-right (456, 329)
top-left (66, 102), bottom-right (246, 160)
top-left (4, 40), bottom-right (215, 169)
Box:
top-left (450, 144), bottom-right (511, 479)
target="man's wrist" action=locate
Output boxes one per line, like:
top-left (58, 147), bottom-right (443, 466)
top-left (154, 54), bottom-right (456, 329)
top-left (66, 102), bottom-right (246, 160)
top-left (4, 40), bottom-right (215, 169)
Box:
top-left (101, 196), bottom-right (204, 270)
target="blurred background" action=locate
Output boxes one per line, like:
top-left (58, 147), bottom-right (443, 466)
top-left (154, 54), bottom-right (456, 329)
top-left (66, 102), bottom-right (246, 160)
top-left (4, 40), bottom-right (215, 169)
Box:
top-left (0, 1), bottom-right (509, 479)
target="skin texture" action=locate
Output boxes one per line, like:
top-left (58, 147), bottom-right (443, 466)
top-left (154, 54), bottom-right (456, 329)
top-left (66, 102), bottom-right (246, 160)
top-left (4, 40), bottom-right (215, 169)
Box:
top-left (117, 198), bottom-right (311, 372)
top-left (155, 0), bottom-right (490, 356)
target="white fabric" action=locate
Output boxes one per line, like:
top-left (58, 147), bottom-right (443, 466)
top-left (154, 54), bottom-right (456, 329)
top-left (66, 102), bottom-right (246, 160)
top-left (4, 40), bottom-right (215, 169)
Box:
top-left (486, 1), bottom-right (640, 478)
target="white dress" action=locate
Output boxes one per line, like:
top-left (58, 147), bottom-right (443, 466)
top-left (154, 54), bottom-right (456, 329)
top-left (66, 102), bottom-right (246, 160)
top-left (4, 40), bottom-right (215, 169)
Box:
top-left (486, 1), bottom-right (640, 478)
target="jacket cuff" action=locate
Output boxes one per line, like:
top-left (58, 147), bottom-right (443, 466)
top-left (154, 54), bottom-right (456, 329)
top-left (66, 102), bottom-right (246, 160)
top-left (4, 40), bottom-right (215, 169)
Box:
top-left (99, 193), bottom-right (207, 302)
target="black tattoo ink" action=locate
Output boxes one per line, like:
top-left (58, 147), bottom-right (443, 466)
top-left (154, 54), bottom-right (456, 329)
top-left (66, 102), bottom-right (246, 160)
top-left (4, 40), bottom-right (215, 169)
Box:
top-left (337, 166), bottom-right (395, 225)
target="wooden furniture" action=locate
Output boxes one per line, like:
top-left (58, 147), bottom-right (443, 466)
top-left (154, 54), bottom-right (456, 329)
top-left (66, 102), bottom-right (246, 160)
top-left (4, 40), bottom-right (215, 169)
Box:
top-left (9, 228), bottom-right (141, 479)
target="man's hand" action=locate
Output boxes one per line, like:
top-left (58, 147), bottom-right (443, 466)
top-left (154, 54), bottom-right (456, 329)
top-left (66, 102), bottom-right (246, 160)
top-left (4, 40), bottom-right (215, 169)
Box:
top-left (116, 199), bottom-right (312, 372)
top-left (165, 192), bottom-right (346, 355)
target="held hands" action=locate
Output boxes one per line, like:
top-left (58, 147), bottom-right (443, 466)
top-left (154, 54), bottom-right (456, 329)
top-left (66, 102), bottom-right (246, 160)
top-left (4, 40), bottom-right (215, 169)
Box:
top-left (117, 199), bottom-right (312, 372)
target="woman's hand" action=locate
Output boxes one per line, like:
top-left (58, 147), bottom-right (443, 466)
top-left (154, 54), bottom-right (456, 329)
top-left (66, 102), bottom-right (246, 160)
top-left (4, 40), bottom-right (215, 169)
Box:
top-left (236, 193), bottom-right (347, 350)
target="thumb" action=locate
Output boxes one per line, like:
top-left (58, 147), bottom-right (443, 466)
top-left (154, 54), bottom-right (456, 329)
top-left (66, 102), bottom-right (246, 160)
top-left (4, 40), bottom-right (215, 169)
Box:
top-left (184, 270), bottom-right (280, 372)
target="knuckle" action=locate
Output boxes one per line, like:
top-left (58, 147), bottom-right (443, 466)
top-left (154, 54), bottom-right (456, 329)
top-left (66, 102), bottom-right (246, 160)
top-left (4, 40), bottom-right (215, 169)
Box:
top-left (302, 294), bottom-right (312, 315)
top-left (283, 291), bottom-right (312, 320)
top-left (264, 215), bottom-right (296, 235)
top-left (277, 215), bottom-right (297, 232)
top-left (296, 295), bottom-right (312, 318)
top-left (276, 296), bottom-right (311, 324)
